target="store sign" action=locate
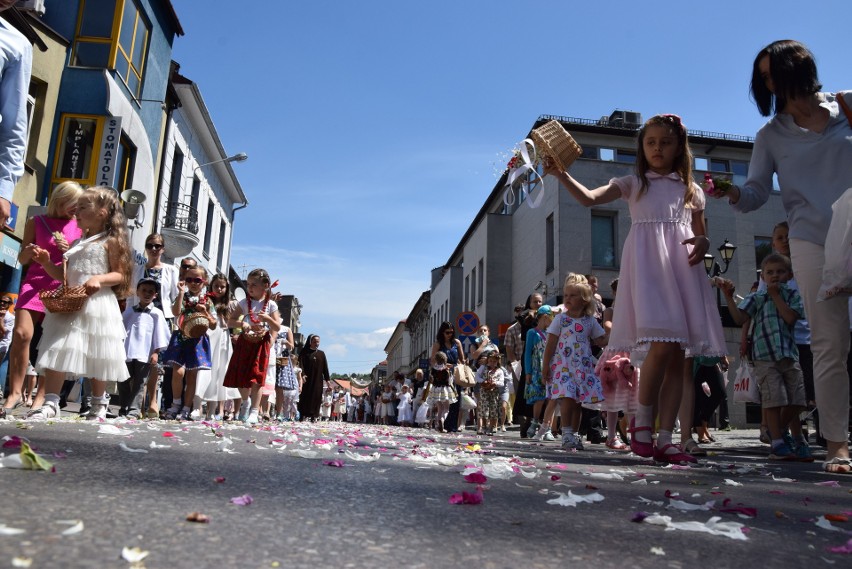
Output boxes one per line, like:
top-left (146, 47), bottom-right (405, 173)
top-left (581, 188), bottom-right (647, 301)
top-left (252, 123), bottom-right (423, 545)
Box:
top-left (0, 234), bottom-right (20, 268)
top-left (96, 116), bottom-right (122, 187)
top-left (59, 117), bottom-right (97, 180)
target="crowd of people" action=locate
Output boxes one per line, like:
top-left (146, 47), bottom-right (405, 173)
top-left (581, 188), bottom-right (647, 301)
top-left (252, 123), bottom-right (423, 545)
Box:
top-left (0, 39), bottom-right (848, 477)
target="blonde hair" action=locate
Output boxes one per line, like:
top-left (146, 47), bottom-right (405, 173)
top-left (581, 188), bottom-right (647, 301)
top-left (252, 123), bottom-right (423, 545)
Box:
top-left (563, 272), bottom-right (588, 292)
top-left (83, 186), bottom-right (132, 298)
top-left (47, 181), bottom-right (83, 217)
top-left (565, 282), bottom-right (596, 317)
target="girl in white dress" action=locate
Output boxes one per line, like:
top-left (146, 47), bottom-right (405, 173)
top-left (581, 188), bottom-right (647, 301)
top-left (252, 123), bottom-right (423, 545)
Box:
top-left (29, 187), bottom-right (132, 420)
top-left (199, 273), bottom-right (238, 420)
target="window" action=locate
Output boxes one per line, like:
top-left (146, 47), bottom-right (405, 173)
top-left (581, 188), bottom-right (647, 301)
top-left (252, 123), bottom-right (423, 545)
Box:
top-left (694, 157), bottom-right (709, 171)
top-left (190, 176), bottom-right (201, 212)
top-left (599, 148), bottom-right (615, 161)
top-left (53, 115), bottom-right (101, 182)
top-left (731, 160), bottom-right (748, 187)
top-left (72, 0), bottom-right (150, 97)
top-left (477, 259), bottom-right (484, 306)
top-left (591, 212), bottom-right (617, 268)
top-left (710, 159), bottom-right (729, 172)
top-left (580, 145), bottom-right (597, 160)
top-left (754, 236), bottom-right (773, 272)
top-left (470, 267), bottom-right (476, 310)
top-left (545, 214), bottom-right (554, 272)
top-left (616, 149), bottom-right (636, 164)
top-left (167, 148), bottom-right (183, 208)
top-left (216, 219), bottom-right (227, 271)
top-left (113, 134), bottom-right (135, 192)
top-left (203, 199), bottom-right (215, 256)
top-left (464, 275), bottom-right (470, 310)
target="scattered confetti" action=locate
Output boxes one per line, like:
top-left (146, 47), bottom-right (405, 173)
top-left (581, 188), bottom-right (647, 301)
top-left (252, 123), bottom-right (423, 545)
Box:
top-left (650, 547), bottom-right (665, 556)
top-left (463, 471), bottom-right (488, 484)
top-left (546, 491), bottom-right (604, 507)
top-left (829, 538), bottom-right (852, 554)
top-left (118, 442), bottom-right (148, 454)
top-left (449, 490), bottom-right (483, 505)
top-left (230, 494), bottom-right (254, 506)
top-left (57, 520), bottom-right (84, 535)
top-left (641, 515), bottom-right (748, 541)
top-left (121, 547), bottom-right (149, 563)
top-left (0, 523), bottom-right (26, 535)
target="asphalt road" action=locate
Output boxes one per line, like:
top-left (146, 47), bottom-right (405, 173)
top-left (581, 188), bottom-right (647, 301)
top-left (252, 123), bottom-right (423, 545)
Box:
top-left (1, 413), bottom-right (850, 569)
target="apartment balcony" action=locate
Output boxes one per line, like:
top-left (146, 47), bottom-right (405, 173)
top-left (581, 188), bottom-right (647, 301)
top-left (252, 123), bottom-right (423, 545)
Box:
top-left (161, 201), bottom-right (199, 257)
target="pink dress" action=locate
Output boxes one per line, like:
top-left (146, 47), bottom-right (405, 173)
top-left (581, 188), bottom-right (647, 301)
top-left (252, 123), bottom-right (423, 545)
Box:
top-left (606, 173), bottom-right (726, 358)
top-left (17, 216), bottom-right (83, 312)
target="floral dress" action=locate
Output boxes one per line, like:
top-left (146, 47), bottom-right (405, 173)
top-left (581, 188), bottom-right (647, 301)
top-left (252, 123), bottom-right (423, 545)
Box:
top-left (546, 313), bottom-right (605, 404)
top-left (523, 327), bottom-right (548, 403)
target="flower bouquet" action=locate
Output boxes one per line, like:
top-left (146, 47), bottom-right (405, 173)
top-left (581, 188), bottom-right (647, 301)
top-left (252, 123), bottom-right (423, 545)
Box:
top-left (701, 173), bottom-right (733, 196)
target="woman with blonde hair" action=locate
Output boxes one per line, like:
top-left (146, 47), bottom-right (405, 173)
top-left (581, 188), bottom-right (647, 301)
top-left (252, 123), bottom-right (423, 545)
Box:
top-left (1, 182), bottom-right (83, 419)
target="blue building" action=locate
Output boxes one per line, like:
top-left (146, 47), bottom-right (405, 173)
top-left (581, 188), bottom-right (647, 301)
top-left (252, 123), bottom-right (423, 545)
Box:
top-left (39, 0), bottom-right (183, 252)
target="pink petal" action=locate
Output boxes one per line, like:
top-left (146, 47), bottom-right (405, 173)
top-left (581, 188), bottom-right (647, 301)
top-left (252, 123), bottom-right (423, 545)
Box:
top-left (550, 475), bottom-right (561, 481)
top-left (464, 472), bottom-right (488, 484)
top-left (2, 436), bottom-right (24, 449)
top-left (828, 538), bottom-right (852, 554)
top-left (448, 493), bottom-right (464, 505)
top-left (323, 460), bottom-right (346, 468)
top-left (720, 506), bottom-right (758, 518)
top-left (631, 511), bottom-right (649, 523)
top-left (214, 477), bottom-right (226, 483)
top-left (462, 490), bottom-right (483, 505)
top-left (162, 432), bottom-right (175, 438)
top-left (229, 494), bottom-right (253, 506)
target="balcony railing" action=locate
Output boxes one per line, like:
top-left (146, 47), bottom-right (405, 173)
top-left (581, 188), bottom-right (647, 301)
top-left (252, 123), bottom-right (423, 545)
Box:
top-left (163, 201), bottom-right (199, 235)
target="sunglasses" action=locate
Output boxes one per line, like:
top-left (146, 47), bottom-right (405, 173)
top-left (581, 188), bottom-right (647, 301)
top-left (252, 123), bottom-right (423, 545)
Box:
top-left (0, 300), bottom-right (11, 305)
top-left (145, 243), bottom-right (163, 250)
top-left (181, 264), bottom-right (195, 270)
top-left (184, 277), bottom-right (204, 284)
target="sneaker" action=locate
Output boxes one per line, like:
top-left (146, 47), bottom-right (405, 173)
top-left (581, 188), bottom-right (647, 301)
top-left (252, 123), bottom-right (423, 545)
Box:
top-left (769, 442), bottom-right (796, 460)
top-left (85, 403), bottom-right (107, 421)
top-left (179, 407), bottom-right (193, 421)
top-left (163, 404), bottom-right (181, 420)
top-left (526, 420), bottom-right (540, 439)
top-left (561, 433), bottom-right (579, 450)
top-left (573, 433), bottom-right (585, 451)
top-left (238, 402), bottom-right (250, 422)
top-left (26, 402), bottom-right (59, 421)
top-left (782, 431), bottom-right (796, 450)
top-left (500, 425), bottom-right (507, 432)
top-left (795, 442), bottom-right (815, 462)
top-left (245, 410), bottom-right (259, 425)
top-left (540, 431), bottom-right (555, 441)
top-left (189, 409), bottom-right (202, 421)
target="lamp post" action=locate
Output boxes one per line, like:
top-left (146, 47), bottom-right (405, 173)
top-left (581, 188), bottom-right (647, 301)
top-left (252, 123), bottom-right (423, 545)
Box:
top-left (193, 152), bottom-right (248, 176)
top-left (704, 239), bottom-right (738, 326)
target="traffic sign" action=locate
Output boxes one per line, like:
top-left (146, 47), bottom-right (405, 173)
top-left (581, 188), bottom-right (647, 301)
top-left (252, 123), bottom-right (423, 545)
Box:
top-left (457, 311), bottom-right (479, 335)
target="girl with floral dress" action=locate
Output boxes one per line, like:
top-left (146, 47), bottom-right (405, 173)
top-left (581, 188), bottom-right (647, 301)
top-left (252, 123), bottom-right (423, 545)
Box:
top-left (541, 281), bottom-right (608, 450)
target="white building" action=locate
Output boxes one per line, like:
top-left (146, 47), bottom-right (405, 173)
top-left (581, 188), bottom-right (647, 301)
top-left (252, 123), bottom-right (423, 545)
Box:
top-left (154, 68), bottom-right (247, 274)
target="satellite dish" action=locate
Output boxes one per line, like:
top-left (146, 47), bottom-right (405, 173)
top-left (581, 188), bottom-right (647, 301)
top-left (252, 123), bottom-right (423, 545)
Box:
top-left (234, 288), bottom-right (246, 302)
top-left (120, 189), bottom-right (146, 219)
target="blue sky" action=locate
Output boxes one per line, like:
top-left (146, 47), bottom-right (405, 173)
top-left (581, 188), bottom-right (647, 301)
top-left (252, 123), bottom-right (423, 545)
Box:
top-left (170, 0), bottom-right (850, 373)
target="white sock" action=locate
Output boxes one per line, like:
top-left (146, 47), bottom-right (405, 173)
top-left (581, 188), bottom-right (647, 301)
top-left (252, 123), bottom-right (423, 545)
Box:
top-left (633, 404), bottom-right (654, 443)
top-left (657, 429), bottom-right (673, 449)
top-left (44, 393), bottom-right (60, 406)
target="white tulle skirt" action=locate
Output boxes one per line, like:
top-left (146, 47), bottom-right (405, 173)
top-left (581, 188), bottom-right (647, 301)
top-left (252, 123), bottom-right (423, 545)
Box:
top-left (200, 325), bottom-right (239, 401)
top-left (36, 288), bottom-right (128, 382)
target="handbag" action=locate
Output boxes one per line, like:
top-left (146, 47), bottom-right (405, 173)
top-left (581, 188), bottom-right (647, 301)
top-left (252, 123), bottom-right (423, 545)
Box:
top-left (453, 364), bottom-right (476, 388)
top-left (460, 393), bottom-right (477, 410)
top-left (732, 360), bottom-right (760, 404)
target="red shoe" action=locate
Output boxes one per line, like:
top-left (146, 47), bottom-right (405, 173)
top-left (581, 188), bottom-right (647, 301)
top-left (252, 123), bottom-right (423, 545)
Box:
top-left (653, 443), bottom-right (698, 464)
top-left (628, 418), bottom-right (654, 458)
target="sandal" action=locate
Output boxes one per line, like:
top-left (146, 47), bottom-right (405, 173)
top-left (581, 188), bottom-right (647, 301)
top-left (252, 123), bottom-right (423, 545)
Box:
top-left (628, 418), bottom-right (654, 458)
top-left (698, 437), bottom-right (713, 444)
top-left (653, 443), bottom-right (698, 464)
top-left (822, 457), bottom-right (852, 474)
top-left (684, 439), bottom-right (708, 457)
top-left (605, 437), bottom-right (629, 451)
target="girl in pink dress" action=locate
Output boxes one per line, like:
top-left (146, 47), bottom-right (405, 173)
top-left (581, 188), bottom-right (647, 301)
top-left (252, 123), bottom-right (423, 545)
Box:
top-left (545, 114), bottom-right (726, 464)
top-left (1, 182), bottom-right (83, 420)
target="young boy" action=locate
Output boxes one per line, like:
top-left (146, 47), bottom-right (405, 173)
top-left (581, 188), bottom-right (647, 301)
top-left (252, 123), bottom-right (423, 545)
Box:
top-left (719, 253), bottom-right (813, 461)
top-left (119, 277), bottom-right (171, 419)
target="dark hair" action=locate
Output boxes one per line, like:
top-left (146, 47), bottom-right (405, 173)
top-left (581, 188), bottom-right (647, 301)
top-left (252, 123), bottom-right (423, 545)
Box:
top-left (635, 115), bottom-right (696, 207)
top-left (435, 321), bottom-right (454, 344)
top-left (751, 40), bottom-right (821, 116)
top-left (247, 268), bottom-right (271, 285)
top-left (208, 273), bottom-right (231, 317)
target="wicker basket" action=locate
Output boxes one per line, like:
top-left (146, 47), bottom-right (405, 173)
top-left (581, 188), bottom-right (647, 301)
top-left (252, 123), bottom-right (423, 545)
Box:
top-left (242, 329), bottom-right (267, 344)
top-left (181, 313), bottom-right (209, 339)
top-left (40, 284), bottom-right (88, 314)
top-left (530, 120), bottom-right (583, 172)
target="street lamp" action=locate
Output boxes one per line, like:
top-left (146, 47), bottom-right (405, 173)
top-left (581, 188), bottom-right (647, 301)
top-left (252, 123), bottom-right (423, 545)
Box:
top-left (703, 239), bottom-right (737, 277)
top-left (193, 152), bottom-right (248, 176)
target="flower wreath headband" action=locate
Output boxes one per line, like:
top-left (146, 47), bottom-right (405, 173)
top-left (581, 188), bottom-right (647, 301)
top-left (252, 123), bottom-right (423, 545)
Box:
top-left (656, 113), bottom-right (687, 135)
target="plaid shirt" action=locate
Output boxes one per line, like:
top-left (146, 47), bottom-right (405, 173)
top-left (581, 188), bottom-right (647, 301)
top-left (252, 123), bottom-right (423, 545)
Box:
top-left (504, 321), bottom-right (523, 362)
top-left (738, 284), bottom-right (803, 362)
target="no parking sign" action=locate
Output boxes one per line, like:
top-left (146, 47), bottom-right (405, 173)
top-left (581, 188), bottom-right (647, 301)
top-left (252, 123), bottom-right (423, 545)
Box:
top-left (456, 311), bottom-right (479, 336)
